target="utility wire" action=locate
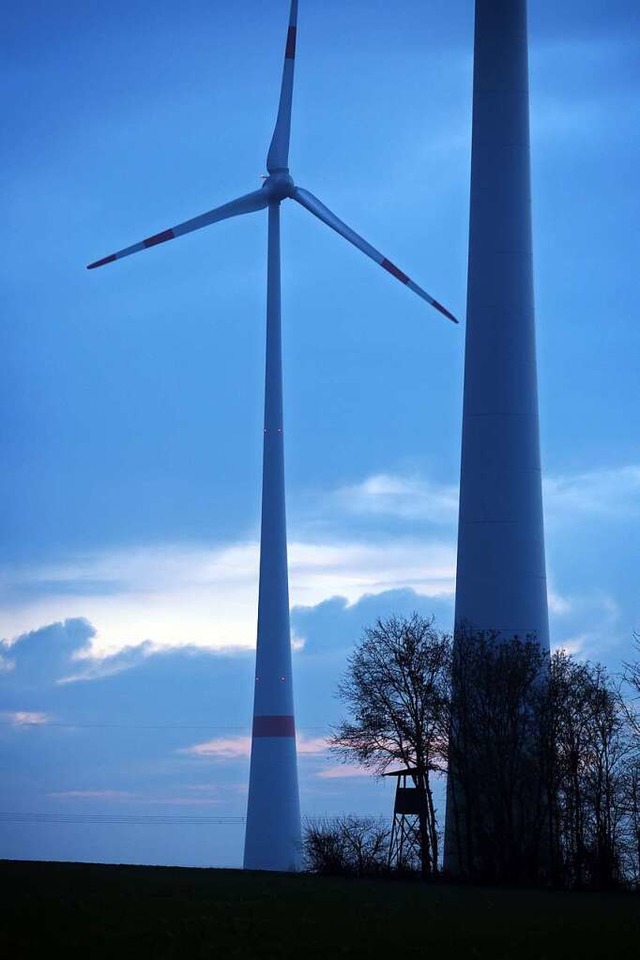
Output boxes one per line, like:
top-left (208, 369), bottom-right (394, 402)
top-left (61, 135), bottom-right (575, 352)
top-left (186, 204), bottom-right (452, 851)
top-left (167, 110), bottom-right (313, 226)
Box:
top-left (0, 812), bottom-right (246, 825)
top-left (0, 722), bottom-right (331, 732)
top-left (0, 812), bottom-right (364, 826)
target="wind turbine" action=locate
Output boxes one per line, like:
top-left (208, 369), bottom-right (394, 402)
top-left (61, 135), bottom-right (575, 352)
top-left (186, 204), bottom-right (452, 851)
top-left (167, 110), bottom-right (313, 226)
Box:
top-left (443, 0), bottom-right (550, 874)
top-left (87, 0), bottom-right (457, 872)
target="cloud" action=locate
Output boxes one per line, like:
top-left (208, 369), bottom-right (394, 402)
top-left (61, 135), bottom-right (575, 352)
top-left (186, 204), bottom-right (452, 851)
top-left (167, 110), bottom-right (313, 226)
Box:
top-left (333, 473), bottom-right (458, 525)
top-left (544, 465), bottom-right (640, 521)
top-left (1, 464), bottom-right (636, 664)
top-left (59, 641), bottom-right (155, 684)
top-left (290, 540), bottom-right (455, 607)
top-left (315, 765), bottom-right (372, 780)
top-left (2, 711), bottom-right (52, 727)
top-left (549, 591), bottom-right (624, 659)
top-left (552, 637), bottom-right (587, 657)
top-left (0, 618), bottom-right (95, 683)
top-left (292, 589), bottom-right (455, 658)
top-left (548, 591), bottom-right (572, 615)
top-left (297, 736), bottom-right (332, 756)
top-left (1, 544), bottom-right (261, 656)
top-left (182, 736), bottom-right (250, 760)
top-left (0, 618), bottom-right (157, 687)
top-left (335, 463), bottom-right (640, 527)
top-left (181, 733), bottom-right (330, 760)
top-left (1, 536), bottom-right (456, 659)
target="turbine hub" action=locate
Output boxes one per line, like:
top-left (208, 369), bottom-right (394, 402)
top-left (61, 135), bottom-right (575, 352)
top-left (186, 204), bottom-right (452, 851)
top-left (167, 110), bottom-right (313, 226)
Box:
top-left (262, 171), bottom-right (295, 202)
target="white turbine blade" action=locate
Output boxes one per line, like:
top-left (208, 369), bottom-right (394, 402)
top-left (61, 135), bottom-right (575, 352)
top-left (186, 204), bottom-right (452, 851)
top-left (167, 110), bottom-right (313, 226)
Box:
top-left (266, 0), bottom-right (298, 173)
top-left (87, 189), bottom-right (269, 269)
top-left (293, 186), bottom-right (458, 323)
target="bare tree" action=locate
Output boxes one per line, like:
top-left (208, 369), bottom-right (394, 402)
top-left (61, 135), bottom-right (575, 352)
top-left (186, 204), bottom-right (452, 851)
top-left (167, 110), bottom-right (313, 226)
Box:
top-left (449, 633), bottom-right (637, 888)
top-left (621, 633), bottom-right (640, 887)
top-left (619, 756), bottom-right (640, 887)
top-left (447, 627), bottom-right (551, 883)
top-left (623, 632), bottom-right (640, 742)
top-left (329, 614), bottom-right (451, 876)
top-left (548, 652), bottom-right (632, 888)
top-left (329, 615), bottom-right (640, 888)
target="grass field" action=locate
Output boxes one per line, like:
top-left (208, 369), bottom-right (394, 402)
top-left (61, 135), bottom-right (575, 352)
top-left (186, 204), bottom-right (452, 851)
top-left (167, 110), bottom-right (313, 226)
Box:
top-left (1, 859), bottom-right (637, 958)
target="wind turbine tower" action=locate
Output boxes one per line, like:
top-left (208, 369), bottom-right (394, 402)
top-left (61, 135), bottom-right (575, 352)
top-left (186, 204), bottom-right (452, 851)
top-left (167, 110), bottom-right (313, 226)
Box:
top-left (444, 0), bottom-right (550, 872)
top-left (87, 0), bottom-right (456, 872)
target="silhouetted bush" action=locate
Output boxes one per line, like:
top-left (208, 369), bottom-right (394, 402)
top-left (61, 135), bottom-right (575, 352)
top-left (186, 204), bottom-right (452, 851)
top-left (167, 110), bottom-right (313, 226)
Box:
top-left (302, 815), bottom-right (391, 877)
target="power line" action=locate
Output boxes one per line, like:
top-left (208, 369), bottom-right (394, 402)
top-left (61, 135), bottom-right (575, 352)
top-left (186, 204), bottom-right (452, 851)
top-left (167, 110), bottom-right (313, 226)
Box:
top-left (0, 723), bottom-right (248, 731)
top-left (0, 812), bottom-right (369, 826)
top-left (0, 721), bottom-right (331, 732)
top-left (0, 812), bottom-right (246, 825)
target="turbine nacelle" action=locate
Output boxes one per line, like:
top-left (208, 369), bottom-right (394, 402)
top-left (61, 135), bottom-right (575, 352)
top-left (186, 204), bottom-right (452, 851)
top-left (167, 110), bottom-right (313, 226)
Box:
top-left (262, 171), bottom-right (295, 202)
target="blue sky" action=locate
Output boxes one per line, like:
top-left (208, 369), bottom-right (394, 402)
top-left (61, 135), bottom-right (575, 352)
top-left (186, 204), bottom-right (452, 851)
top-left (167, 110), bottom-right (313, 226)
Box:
top-left (1, 0), bottom-right (639, 868)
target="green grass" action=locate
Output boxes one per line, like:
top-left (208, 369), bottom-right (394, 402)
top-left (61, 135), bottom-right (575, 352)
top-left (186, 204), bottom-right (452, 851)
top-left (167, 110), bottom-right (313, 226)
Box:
top-left (1, 860), bottom-right (637, 958)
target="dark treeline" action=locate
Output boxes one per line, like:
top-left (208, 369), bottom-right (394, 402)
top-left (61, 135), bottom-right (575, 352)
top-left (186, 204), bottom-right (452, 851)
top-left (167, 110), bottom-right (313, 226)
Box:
top-left (324, 616), bottom-right (640, 889)
top-left (448, 628), bottom-right (639, 888)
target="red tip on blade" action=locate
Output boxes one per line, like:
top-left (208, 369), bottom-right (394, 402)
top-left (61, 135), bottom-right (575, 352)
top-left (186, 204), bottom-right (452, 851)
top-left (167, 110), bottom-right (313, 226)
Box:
top-left (433, 299), bottom-right (458, 324)
top-left (87, 254), bottom-right (117, 270)
top-left (285, 26), bottom-right (296, 59)
top-left (381, 258), bottom-right (409, 285)
top-left (143, 228), bottom-right (175, 248)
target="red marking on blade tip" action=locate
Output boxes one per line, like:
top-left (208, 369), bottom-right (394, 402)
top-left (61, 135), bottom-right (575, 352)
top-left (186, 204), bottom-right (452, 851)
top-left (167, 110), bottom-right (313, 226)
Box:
top-left (285, 26), bottom-right (296, 59)
top-left (252, 715), bottom-right (295, 738)
top-left (143, 229), bottom-right (175, 248)
top-left (87, 254), bottom-right (117, 269)
top-left (433, 300), bottom-right (458, 323)
top-left (382, 259), bottom-right (409, 285)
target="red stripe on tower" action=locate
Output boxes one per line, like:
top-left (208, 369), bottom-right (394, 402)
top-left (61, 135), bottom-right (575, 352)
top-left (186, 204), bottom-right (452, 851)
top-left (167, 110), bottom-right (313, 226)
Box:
top-left (285, 26), bottom-right (296, 59)
top-left (253, 715), bottom-right (296, 738)
top-left (381, 259), bottom-right (409, 284)
top-left (143, 229), bottom-right (175, 248)
top-left (87, 254), bottom-right (117, 270)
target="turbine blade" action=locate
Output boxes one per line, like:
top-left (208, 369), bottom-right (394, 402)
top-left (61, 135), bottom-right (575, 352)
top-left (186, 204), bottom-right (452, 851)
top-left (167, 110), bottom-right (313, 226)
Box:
top-left (266, 0), bottom-right (298, 173)
top-left (293, 186), bottom-right (458, 323)
top-left (87, 189), bottom-right (269, 269)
